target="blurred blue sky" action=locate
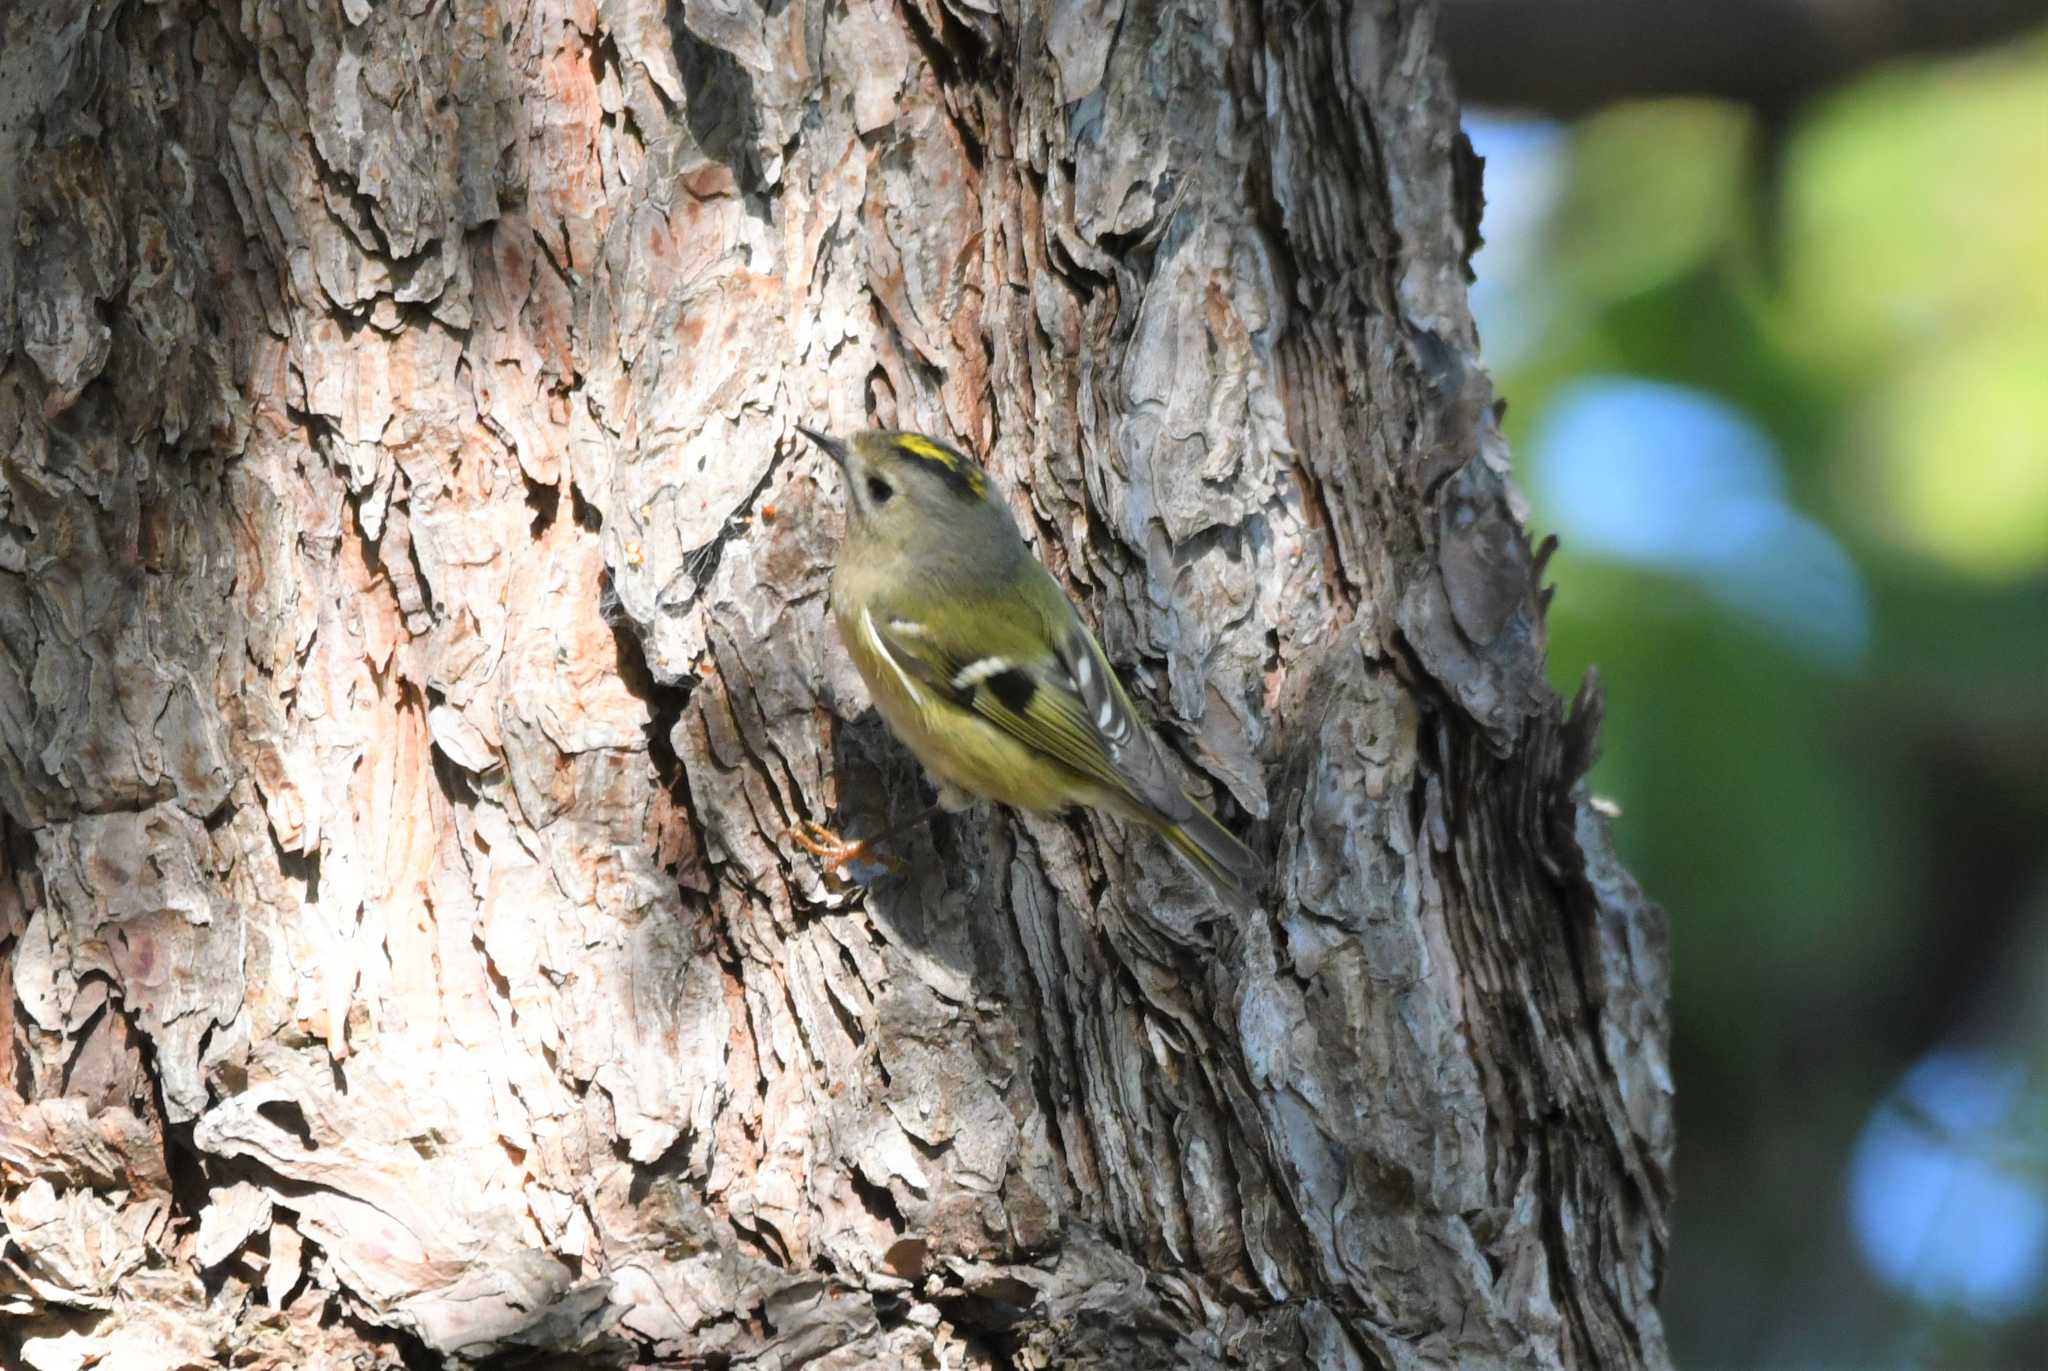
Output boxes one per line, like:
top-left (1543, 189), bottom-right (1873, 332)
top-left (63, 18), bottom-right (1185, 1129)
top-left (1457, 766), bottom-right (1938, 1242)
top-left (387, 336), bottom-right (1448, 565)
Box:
top-left (1529, 376), bottom-right (1870, 666)
top-left (1851, 1047), bottom-right (2048, 1318)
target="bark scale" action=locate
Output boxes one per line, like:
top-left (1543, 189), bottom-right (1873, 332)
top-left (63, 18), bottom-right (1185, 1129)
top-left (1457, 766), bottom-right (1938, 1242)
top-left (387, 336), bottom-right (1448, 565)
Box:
top-left (0, 1), bottom-right (1670, 1367)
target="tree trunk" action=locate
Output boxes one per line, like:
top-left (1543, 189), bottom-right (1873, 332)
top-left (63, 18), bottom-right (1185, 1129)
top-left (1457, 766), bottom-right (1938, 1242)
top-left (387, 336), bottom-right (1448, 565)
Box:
top-left (0, 1), bottom-right (1671, 1367)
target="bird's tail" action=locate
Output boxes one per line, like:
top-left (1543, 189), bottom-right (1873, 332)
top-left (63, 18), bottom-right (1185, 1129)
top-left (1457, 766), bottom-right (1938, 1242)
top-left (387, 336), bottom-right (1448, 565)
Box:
top-left (1157, 798), bottom-right (1264, 913)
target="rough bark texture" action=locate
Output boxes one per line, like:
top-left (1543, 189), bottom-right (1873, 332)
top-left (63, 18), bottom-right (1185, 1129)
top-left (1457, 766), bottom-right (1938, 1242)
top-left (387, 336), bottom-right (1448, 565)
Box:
top-left (0, 1), bottom-right (1671, 1368)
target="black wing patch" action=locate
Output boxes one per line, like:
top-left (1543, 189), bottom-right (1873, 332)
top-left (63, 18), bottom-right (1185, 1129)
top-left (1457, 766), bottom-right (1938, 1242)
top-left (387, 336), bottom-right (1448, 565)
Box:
top-left (985, 667), bottom-right (1037, 715)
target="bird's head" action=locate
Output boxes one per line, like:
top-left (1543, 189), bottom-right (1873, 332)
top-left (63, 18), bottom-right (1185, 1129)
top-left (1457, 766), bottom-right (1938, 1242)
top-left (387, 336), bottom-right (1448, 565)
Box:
top-left (796, 426), bottom-right (996, 553)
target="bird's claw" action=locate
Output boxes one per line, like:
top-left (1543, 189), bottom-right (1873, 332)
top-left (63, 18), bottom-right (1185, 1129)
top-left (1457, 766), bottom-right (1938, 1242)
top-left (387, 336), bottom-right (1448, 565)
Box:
top-left (787, 820), bottom-right (904, 873)
top-left (788, 819), bottom-right (866, 867)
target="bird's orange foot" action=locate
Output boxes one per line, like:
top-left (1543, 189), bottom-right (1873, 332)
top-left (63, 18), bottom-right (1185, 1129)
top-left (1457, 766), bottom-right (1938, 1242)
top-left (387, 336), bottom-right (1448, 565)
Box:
top-left (787, 820), bottom-right (903, 873)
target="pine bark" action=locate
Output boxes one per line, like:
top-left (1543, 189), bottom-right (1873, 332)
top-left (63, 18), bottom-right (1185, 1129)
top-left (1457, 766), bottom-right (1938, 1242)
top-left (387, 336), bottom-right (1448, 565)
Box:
top-left (0, 1), bottom-right (1671, 1367)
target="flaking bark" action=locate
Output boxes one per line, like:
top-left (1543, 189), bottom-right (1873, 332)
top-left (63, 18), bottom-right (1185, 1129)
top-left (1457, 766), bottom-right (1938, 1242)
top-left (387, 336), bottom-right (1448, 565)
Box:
top-left (0, 1), bottom-right (1670, 1367)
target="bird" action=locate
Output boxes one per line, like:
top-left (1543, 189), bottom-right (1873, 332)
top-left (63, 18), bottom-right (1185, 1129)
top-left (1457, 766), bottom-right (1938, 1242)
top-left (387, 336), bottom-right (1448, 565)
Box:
top-left (789, 424), bottom-right (1263, 912)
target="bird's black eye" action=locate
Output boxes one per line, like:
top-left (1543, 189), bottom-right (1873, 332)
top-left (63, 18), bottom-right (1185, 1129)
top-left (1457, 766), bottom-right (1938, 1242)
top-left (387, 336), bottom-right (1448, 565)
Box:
top-left (865, 476), bottom-right (894, 504)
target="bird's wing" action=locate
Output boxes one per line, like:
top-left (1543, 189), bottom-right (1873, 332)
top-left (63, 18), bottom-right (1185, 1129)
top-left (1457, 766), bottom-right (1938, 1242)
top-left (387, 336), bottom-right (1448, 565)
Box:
top-left (868, 584), bottom-right (1190, 821)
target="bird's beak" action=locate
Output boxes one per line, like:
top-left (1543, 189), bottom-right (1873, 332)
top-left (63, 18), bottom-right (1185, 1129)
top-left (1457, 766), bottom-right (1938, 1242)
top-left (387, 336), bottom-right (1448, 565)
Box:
top-left (795, 425), bottom-right (848, 468)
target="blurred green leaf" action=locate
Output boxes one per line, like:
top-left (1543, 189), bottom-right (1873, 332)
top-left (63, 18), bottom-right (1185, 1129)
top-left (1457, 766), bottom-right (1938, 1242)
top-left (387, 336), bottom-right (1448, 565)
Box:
top-left (1779, 35), bottom-right (2048, 376)
top-left (1868, 323), bottom-right (2048, 577)
top-left (1551, 100), bottom-right (1756, 302)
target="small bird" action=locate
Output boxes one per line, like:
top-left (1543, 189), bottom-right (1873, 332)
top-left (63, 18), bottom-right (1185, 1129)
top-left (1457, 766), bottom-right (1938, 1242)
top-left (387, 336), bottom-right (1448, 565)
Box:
top-left (792, 424), bottom-right (1263, 912)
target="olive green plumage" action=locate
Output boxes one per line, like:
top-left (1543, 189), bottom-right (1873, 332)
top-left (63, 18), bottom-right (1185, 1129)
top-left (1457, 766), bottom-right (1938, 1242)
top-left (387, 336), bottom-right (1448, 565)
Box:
top-left (797, 424), bottom-right (1263, 912)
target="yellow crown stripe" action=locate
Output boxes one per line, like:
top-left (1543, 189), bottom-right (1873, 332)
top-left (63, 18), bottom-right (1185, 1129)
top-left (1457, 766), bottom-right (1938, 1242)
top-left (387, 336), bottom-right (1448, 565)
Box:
top-left (894, 434), bottom-right (959, 468)
top-left (893, 433), bottom-right (986, 496)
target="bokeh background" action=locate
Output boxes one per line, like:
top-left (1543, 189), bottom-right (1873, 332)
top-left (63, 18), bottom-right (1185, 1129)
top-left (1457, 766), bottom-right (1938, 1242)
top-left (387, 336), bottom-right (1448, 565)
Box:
top-left (1443, 7), bottom-right (2048, 1368)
